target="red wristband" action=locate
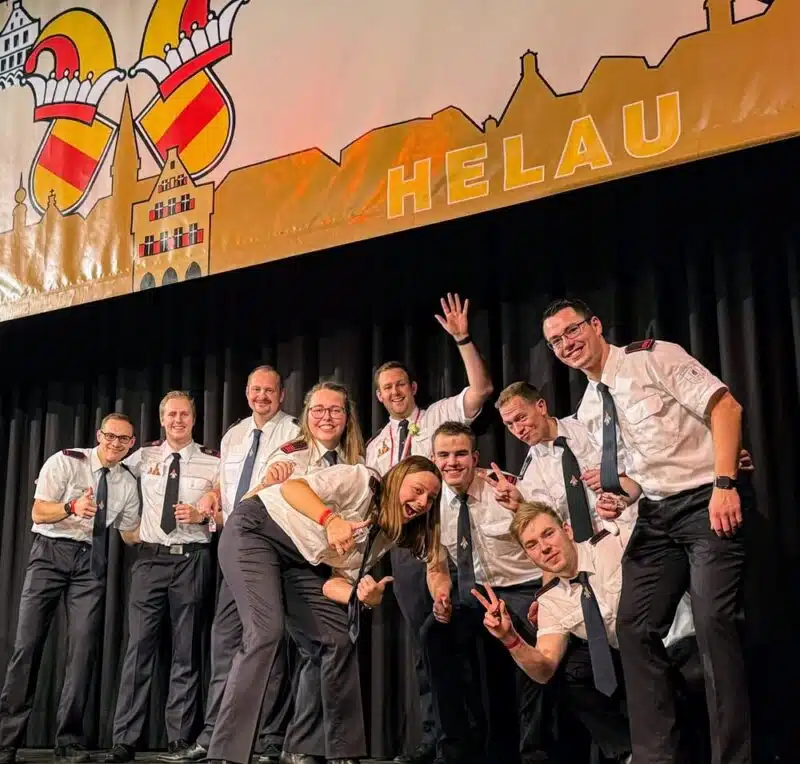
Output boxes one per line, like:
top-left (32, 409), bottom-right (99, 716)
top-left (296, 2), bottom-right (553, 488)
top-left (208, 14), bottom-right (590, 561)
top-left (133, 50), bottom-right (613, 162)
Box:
top-left (319, 508), bottom-right (334, 527)
top-left (69, 499), bottom-right (76, 515)
top-left (502, 635), bottom-right (521, 650)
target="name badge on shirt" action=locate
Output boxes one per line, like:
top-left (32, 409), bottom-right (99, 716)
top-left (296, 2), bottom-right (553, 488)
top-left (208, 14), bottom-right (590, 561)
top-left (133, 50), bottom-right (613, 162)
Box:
top-left (377, 440), bottom-right (389, 457)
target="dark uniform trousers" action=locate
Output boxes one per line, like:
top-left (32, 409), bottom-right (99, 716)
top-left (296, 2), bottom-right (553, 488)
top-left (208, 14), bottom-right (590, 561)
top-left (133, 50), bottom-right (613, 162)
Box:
top-left (112, 543), bottom-right (212, 746)
top-left (196, 574), bottom-right (294, 751)
top-left (0, 536), bottom-right (105, 747)
top-left (421, 579), bottom-right (543, 764)
top-left (208, 498), bottom-right (366, 764)
top-left (616, 481), bottom-right (752, 764)
top-left (389, 547), bottom-right (438, 751)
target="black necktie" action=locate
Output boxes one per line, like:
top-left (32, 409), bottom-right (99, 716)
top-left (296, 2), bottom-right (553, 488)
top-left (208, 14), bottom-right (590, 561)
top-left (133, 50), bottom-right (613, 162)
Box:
top-left (396, 419), bottom-right (409, 463)
top-left (234, 429), bottom-right (262, 508)
top-left (347, 524), bottom-right (380, 643)
top-left (91, 467), bottom-right (110, 578)
top-left (324, 450), bottom-right (339, 467)
top-left (553, 437), bottom-right (594, 542)
top-left (572, 571), bottom-right (618, 697)
top-left (456, 495), bottom-right (477, 606)
top-left (161, 452), bottom-right (181, 535)
top-left (596, 383), bottom-right (625, 495)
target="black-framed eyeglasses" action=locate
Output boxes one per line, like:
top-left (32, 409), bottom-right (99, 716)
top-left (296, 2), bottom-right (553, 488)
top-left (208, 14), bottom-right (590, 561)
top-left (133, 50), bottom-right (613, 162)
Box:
top-left (546, 319), bottom-right (590, 351)
top-left (101, 431), bottom-right (133, 445)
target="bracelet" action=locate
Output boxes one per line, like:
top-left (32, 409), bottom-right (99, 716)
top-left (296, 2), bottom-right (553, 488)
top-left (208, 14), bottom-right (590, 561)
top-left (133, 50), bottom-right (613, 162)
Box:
top-left (455, 335), bottom-right (472, 346)
top-left (65, 499), bottom-right (76, 516)
top-left (502, 635), bottom-right (522, 650)
top-left (319, 508), bottom-right (334, 527)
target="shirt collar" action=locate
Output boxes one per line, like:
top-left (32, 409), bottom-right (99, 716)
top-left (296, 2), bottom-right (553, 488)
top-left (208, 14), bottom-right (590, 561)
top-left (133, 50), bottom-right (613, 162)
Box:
top-left (311, 438), bottom-right (343, 464)
top-left (556, 543), bottom-right (596, 591)
top-left (89, 447), bottom-right (104, 473)
top-left (162, 440), bottom-right (197, 463)
top-left (249, 410), bottom-right (289, 434)
top-left (391, 408), bottom-right (420, 430)
top-left (443, 475), bottom-right (483, 507)
top-left (586, 343), bottom-right (624, 391)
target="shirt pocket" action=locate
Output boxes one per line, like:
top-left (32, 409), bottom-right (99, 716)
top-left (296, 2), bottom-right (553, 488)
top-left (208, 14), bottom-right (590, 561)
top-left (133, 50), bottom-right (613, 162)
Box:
top-left (223, 453), bottom-right (245, 488)
top-left (481, 517), bottom-right (515, 541)
top-left (182, 476), bottom-right (212, 503)
top-left (622, 393), bottom-right (677, 455)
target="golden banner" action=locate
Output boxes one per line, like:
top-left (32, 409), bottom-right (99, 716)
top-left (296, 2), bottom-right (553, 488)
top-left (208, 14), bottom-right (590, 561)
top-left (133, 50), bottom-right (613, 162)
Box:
top-left (0, 0), bottom-right (793, 320)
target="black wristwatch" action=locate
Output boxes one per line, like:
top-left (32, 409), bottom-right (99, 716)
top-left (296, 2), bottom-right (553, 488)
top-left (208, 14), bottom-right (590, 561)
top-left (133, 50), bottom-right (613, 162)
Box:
top-left (64, 501), bottom-right (74, 516)
top-left (714, 476), bottom-right (737, 490)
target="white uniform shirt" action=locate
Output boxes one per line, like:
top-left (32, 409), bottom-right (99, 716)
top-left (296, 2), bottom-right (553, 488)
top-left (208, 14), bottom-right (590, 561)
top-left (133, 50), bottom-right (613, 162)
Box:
top-left (518, 416), bottom-right (637, 537)
top-left (366, 389), bottom-right (475, 476)
top-left (125, 440), bottom-right (220, 545)
top-left (577, 342), bottom-right (726, 501)
top-left (219, 411), bottom-right (300, 521)
top-left (257, 463), bottom-right (393, 583)
top-left (263, 437), bottom-right (355, 479)
top-left (440, 478), bottom-right (539, 587)
top-left (537, 531), bottom-right (694, 649)
top-left (33, 447), bottom-right (140, 543)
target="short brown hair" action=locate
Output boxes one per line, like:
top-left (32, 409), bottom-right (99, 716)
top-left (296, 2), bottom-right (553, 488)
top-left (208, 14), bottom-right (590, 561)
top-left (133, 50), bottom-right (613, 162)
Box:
top-left (159, 391), bottom-right (196, 419)
top-left (374, 361), bottom-right (415, 389)
top-left (495, 381), bottom-right (544, 410)
top-left (247, 365), bottom-right (283, 390)
top-left (432, 421), bottom-right (477, 451)
top-left (509, 501), bottom-right (564, 545)
top-left (541, 298), bottom-right (593, 324)
top-left (100, 412), bottom-right (134, 431)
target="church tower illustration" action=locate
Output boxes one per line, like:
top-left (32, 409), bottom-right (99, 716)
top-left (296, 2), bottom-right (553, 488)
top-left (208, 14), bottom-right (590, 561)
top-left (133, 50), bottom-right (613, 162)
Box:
top-left (0, 0), bottom-right (39, 89)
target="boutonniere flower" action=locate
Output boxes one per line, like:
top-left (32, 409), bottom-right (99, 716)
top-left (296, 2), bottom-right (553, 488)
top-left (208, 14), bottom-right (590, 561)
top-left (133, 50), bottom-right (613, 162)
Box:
top-left (408, 423), bottom-right (421, 437)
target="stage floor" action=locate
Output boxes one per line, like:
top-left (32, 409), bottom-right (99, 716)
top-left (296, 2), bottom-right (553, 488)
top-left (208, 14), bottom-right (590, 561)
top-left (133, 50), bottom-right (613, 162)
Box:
top-left (14, 753), bottom-right (388, 764)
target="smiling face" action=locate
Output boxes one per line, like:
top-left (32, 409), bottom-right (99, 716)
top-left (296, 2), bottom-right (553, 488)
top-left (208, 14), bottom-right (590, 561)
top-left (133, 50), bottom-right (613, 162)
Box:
top-left (160, 396), bottom-right (194, 449)
top-left (542, 307), bottom-right (606, 375)
top-left (246, 369), bottom-right (284, 423)
top-left (376, 367), bottom-right (417, 420)
top-left (96, 417), bottom-right (135, 466)
top-left (306, 388), bottom-right (347, 449)
top-left (432, 432), bottom-right (477, 495)
top-left (397, 470), bottom-right (441, 523)
top-left (498, 395), bottom-right (551, 447)
top-left (519, 512), bottom-right (577, 576)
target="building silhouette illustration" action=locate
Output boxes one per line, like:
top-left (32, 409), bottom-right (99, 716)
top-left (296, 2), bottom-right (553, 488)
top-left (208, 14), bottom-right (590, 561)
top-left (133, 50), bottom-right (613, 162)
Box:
top-left (0, 0), bottom-right (39, 89)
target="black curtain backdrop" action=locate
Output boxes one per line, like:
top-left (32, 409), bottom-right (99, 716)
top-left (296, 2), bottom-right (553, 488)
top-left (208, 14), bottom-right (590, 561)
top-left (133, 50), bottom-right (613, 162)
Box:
top-left (0, 135), bottom-right (798, 762)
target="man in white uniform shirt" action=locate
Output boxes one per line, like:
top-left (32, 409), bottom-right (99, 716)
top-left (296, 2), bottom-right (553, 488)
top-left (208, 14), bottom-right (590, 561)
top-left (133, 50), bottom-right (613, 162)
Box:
top-left (0, 414), bottom-right (140, 764)
top-left (159, 367), bottom-right (300, 764)
top-left (366, 294), bottom-right (493, 764)
top-left (422, 423), bottom-right (540, 764)
top-left (105, 392), bottom-right (220, 764)
top-left (542, 298), bottom-right (752, 764)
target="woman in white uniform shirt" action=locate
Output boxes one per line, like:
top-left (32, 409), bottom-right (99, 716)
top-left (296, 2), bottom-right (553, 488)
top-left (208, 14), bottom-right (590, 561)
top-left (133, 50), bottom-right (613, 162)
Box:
top-left (208, 451), bottom-right (443, 764)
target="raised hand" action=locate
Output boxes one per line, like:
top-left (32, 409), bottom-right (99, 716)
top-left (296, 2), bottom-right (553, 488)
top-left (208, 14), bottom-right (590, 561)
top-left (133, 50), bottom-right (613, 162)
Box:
top-left (357, 574), bottom-right (394, 608)
top-left (434, 293), bottom-right (470, 341)
top-left (326, 516), bottom-right (371, 556)
top-left (479, 462), bottom-right (523, 512)
top-left (471, 583), bottom-right (514, 642)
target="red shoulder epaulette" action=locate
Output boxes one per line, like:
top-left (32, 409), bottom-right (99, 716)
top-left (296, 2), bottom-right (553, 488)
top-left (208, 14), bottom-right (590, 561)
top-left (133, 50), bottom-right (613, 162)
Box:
top-left (200, 446), bottom-right (220, 457)
top-left (625, 339), bottom-right (656, 354)
top-left (535, 577), bottom-right (560, 599)
top-left (280, 438), bottom-right (308, 454)
top-left (589, 529), bottom-right (611, 546)
top-left (62, 449), bottom-right (86, 460)
top-left (143, 439), bottom-right (164, 447)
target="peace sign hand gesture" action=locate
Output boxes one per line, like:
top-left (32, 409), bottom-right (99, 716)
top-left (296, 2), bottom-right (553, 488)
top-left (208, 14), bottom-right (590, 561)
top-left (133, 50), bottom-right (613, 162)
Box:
top-left (434, 293), bottom-right (470, 342)
top-left (471, 584), bottom-right (515, 642)
top-left (479, 462), bottom-right (523, 512)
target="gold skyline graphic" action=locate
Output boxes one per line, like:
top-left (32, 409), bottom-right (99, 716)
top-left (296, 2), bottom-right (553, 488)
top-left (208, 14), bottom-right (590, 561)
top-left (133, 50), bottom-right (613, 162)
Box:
top-left (0, 0), bottom-right (795, 321)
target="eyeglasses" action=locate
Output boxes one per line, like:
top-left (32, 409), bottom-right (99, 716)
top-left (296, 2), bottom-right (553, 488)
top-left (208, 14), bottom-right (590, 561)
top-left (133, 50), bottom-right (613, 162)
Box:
top-left (309, 405), bottom-right (346, 420)
top-left (101, 431), bottom-right (133, 445)
top-left (546, 319), bottom-right (589, 351)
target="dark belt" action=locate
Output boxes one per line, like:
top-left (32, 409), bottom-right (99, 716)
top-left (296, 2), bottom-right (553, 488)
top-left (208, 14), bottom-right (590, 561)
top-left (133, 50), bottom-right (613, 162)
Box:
top-left (139, 541), bottom-right (209, 556)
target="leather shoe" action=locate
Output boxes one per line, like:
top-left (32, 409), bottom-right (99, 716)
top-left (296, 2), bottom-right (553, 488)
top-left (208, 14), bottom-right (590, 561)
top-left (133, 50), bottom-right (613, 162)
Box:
top-left (54, 744), bottom-right (90, 763)
top-left (326, 760), bottom-right (360, 764)
top-left (257, 744), bottom-right (282, 764)
top-left (278, 754), bottom-right (324, 764)
top-left (156, 742), bottom-right (207, 763)
top-left (393, 743), bottom-right (436, 764)
top-left (0, 747), bottom-right (15, 764)
top-left (103, 744), bottom-right (136, 763)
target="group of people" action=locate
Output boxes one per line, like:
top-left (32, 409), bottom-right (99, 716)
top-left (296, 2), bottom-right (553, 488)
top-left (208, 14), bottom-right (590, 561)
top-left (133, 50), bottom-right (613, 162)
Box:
top-left (0, 293), bottom-right (753, 764)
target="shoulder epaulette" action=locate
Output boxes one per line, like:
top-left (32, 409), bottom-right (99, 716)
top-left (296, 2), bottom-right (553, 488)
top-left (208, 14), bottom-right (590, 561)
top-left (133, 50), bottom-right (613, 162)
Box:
top-left (143, 439), bottom-right (163, 448)
top-left (119, 463), bottom-right (135, 478)
top-left (535, 577), bottom-right (560, 599)
top-left (224, 418), bottom-right (243, 434)
top-left (589, 529), bottom-right (611, 545)
top-left (200, 446), bottom-right (220, 457)
top-left (280, 438), bottom-right (308, 454)
top-left (291, 417), bottom-right (299, 426)
top-left (625, 339), bottom-right (656, 354)
top-left (62, 449), bottom-right (86, 460)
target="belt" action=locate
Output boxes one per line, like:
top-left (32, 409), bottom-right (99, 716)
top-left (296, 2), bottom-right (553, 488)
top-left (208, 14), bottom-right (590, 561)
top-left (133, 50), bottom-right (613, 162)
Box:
top-left (139, 541), bottom-right (209, 556)
top-left (38, 535), bottom-right (91, 549)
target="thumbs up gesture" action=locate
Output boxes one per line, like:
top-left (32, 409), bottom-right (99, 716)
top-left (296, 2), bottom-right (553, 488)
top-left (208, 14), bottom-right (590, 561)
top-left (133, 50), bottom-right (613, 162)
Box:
top-left (356, 574), bottom-right (394, 609)
top-left (73, 488), bottom-right (97, 519)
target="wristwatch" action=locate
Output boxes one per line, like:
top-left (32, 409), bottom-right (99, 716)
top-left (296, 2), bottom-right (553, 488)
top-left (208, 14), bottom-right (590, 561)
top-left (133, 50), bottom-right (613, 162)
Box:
top-left (64, 501), bottom-right (74, 516)
top-left (714, 476), bottom-right (737, 490)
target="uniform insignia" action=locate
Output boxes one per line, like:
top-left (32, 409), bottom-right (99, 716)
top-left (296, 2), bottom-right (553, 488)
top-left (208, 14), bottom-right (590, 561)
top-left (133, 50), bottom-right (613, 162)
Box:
top-left (143, 439), bottom-right (164, 448)
top-left (459, 537), bottom-right (469, 550)
top-left (377, 440), bottom-right (390, 457)
top-left (625, 339), bottom-right (656, 354)
top-left (569, 475), bottom-right (579, 486)
top-left (280, 438), bottom-right (308, 454)
top-left (535, 577), bottom-right (560, 599)
top-left (603, 412), bottom-right (612, 426)
top-left (169, 469), bottom-right (178, 479)
top-left (200, 446), bottom-right (220, 457)
top-left (148, 464), bottom-right (162, 476)
top-left (589, 529), bottom-right (611, 545)
top-left (62, 449), bottom-right (87, 460)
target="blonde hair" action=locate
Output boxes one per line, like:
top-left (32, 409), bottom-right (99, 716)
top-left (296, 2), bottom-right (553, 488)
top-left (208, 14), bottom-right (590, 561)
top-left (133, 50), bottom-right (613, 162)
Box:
top-left (159, 391), bottom-right (196, 419)
top-left (374, 455), bottom-right (442, 563)
top-left (299, 380), bottom-right (364, 465)
top-left (509, 501), bottom-right (564, 545)
top-left (495, 381), bottom-right (544, 411)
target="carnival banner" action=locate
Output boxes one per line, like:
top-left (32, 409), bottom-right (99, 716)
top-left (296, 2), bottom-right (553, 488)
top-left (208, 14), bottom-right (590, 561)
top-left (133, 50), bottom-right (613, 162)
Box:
top-left (0, 0), bottom-right (792, 320)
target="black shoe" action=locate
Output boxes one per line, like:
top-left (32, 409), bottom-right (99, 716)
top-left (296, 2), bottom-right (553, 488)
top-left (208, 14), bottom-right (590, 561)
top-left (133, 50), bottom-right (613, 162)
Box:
top-left (156, 743), bottom-right (207, 763)
top-left (393, 743), bottom-right (437, 764)
top-left (0, 747), bottom-right (16, 764)
top-left (278, 754), bottom-right (324, 764)
top-left (54, 744), bottom-right (90, 763)
top-left (326, 760), bottom-right (360, 764)
top-left (257, 744), bottom-right (282, 764)
top-left (103, 744), bottom-right (135, 763)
